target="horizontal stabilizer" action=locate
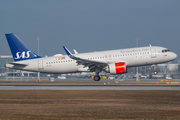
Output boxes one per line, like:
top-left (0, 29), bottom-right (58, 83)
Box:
top-left (5, 62), bottom-right (28, 68)
top-left (9, 62), bottom-right (28, 66)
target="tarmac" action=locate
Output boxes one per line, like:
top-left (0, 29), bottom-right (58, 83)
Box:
top-left (0, 78), bottom-right (179, 90)
top-left (0, 85), bottom-right (180, 90)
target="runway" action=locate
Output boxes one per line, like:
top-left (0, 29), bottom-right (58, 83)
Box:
top-left (0, 85), bottom-right (180, 90)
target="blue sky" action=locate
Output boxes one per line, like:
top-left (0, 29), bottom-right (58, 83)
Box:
top-left (0, 0), bottom-right (180, 62)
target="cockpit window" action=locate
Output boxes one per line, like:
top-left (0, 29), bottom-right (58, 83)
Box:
top-left (162, 49), bottom-right (170, 53)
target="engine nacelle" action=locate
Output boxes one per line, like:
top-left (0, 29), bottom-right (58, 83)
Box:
top-left (105, 62), bottom-right (127, 74)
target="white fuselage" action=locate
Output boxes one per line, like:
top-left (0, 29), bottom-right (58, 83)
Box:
top-left (6, 46), bottom-right (177, 74)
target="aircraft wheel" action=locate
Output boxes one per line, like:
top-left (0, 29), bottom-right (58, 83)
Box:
top-left (94, 75), bottom-right (101, 81)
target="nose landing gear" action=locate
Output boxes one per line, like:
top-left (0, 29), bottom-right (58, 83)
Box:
top-left (153, 71), bottom-right (158, 75)
top-left (152, 65), bottom-right (158, 75)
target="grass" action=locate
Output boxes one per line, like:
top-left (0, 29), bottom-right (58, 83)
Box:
top-left (0, 90), bottom-right (180, 120)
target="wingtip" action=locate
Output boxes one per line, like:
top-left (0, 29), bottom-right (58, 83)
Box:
top-left (63, 46), bottom-right (72, 56)
top-left (5, 33), bottom-right (14, 35)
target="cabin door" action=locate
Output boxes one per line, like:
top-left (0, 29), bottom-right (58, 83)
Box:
top-left (151, 47), bottom-right (157, 58)
top-left (38, 59), bottom-right (44, 69)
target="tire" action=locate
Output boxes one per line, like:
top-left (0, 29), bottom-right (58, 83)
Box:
top-left (94, 75), bottom-right (100, 81)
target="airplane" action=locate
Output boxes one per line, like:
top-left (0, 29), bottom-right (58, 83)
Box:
top-left (5, 33), bottom-right (177, 81)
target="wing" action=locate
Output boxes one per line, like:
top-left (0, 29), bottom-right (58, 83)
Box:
top-left (63, 46), bottom-right (108, 72)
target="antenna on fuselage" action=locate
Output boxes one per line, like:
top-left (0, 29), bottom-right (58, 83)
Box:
top-left (149, 44), bottom-right (152, 47)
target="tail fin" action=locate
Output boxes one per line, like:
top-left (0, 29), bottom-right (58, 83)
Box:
top-left (5, 33), bottom-right (41, 61)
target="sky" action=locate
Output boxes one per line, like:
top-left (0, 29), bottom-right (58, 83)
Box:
top-left (0, 0), bottom-right (180, 62)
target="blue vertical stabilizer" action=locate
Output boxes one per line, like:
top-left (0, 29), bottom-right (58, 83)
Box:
top-left (5, 33), bottom-right (41, 61)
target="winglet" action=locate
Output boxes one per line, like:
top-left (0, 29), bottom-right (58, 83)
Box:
top-left (73, 49), bottom-right (78, 54)
top-left (63, 46), bottom-right (73, 57)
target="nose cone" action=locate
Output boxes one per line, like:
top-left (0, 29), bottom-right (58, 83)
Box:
top-left (172, 52), bottom-right (177, 60)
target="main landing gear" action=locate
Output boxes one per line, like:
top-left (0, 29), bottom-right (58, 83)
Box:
top-left (93, 70), bottom-right (101, 81)
top-left (93, 75), bottom-right (101, 81)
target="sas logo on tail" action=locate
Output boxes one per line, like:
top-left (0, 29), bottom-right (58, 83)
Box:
top-left (15, 51), bottom-right (31, 59)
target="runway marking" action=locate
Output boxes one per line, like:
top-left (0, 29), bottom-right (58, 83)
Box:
top-left (0, 85), bottom-right (180, 90)
top-left (167, 82), bottom-right (179, 84)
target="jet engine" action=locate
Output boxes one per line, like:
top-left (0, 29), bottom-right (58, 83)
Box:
top-left (105, 62), bottom-right (127, 74)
